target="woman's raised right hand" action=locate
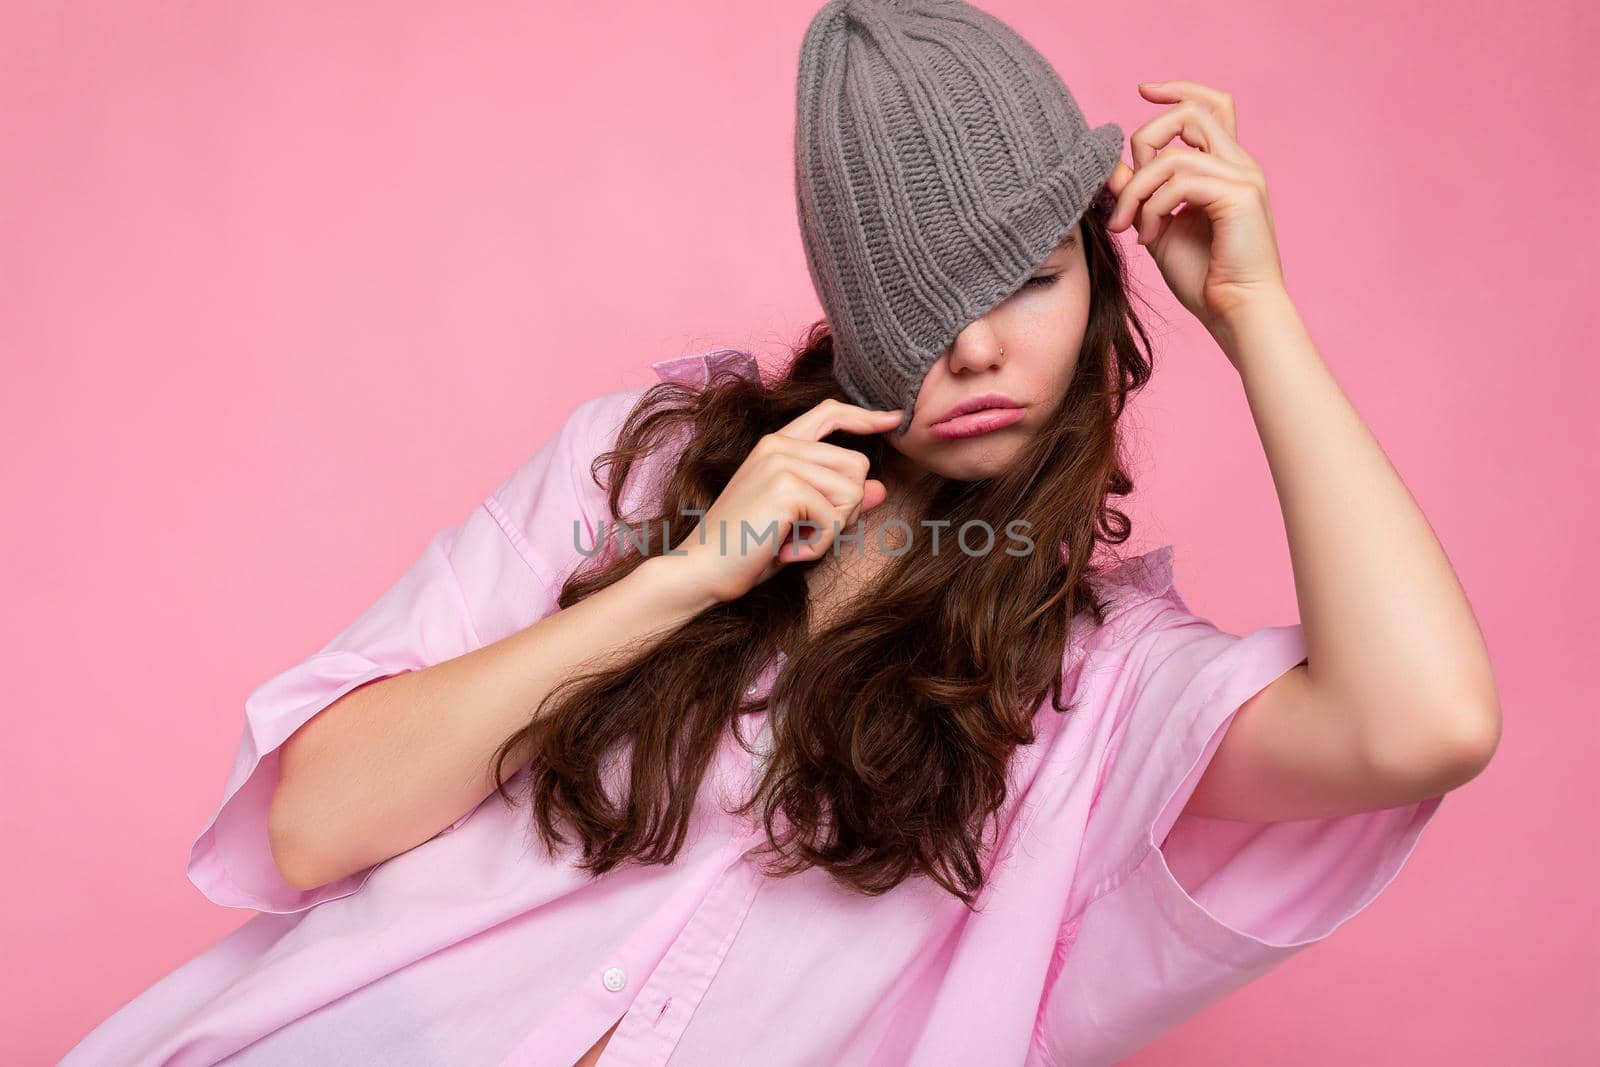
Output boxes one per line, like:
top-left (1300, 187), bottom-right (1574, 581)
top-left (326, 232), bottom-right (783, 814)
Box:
top-left (668, 398), bottom-right (905, 605)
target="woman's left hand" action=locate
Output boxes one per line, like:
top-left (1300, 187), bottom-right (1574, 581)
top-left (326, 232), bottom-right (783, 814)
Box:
top-left (1105, 80), bottom-right (1287, 333)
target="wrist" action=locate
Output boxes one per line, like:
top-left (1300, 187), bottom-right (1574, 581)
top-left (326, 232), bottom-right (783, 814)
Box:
top-left (1208, 287), bottom-right (1301, 366)
top-left (630, 552), bottom-right (725, 619)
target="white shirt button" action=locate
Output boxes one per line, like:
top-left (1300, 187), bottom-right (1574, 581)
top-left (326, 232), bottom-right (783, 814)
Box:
top-left (602, 965), bottom-right (627, 992)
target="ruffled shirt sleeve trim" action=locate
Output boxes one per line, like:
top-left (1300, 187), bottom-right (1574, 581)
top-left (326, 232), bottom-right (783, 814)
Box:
top-left (649, 347), bottom-right (762, 388)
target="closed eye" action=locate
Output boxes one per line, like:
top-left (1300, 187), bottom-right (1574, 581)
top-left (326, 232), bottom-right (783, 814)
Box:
top-left (1023, 273), bottom-right (1060, 289)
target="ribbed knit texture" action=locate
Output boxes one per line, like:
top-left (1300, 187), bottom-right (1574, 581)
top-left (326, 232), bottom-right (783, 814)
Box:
top-left (794, 0), bottom-right (1124, 436)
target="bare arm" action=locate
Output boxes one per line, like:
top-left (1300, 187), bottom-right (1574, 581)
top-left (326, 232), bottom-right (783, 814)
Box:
top-left (269, 395), bottom-right (901, 892)
top-left (1181, 290), bottom-right (1500, 822)
top-left (1103, 79), bottom-right (1500, 824)
top-left (268, 553), bottom-right (717, 891)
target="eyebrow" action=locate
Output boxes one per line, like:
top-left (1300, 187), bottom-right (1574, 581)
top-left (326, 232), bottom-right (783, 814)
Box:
top-left (1046, 232), bottom-right (1077, 262)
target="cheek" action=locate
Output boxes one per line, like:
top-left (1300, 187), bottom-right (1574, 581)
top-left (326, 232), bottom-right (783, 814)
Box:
top-left (1022, 289), bottom-right (1089, 384)
top-left (1053, 280), bottom-right (1091, 371)
top-left (1060, 271), bottom-right (1092, 333)
top-left (1018, 273), bottom-right (1090, 342)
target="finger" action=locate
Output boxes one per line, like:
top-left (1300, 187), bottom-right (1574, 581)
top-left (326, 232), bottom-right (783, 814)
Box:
top-left (776, 477), bottom-right (849, 564)
top-left (1108, 159), bottom-right (1133, 198)
top-left (1109, 141), bottom-right (1188, 235)
top-left (859, 478), bottom-right (888, 514)
top-left (776, 397), bottom-right (904, 443)
top-left (1138, 80), bottom-right (1239, 142)
top-left (838, 477), bottom-right (889, 534)
top-left (1128, 96), bottom-right (1248, 171)
top-left (827, 478), bottom-right (888, 543)
top-left (804, 461), bottom-right (875, 544)
top-left (758, 434), bottom-right (875, 486)
top-left (761, 462), bottom-right (865, 563)
top-left (1110, 140), bottom-right (1250, 235)
top-left (1135, 172), bottom-right (1243, 247)
top-left (1126, 150), bottom-right (1248, 241)
top-left (769, 455), bottom-right (863, 516)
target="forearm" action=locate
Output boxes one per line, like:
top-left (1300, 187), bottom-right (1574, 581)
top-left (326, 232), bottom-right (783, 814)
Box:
top-left (1212, 290), bottom-right (1501, 775)
top-left (270, 553), bottom-right (718, 889)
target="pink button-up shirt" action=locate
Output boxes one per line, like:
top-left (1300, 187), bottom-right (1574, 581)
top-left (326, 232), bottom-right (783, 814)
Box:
top-left (62, 348), bottom-right (1443, 1067)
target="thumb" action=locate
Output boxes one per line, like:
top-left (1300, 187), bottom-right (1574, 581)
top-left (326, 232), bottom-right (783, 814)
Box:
top-left (1107, 160), bottom-right (1132, 196)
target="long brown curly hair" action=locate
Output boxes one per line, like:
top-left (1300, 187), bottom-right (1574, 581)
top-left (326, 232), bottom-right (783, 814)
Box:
top-left (487, 188), bottom-right (1157, 910)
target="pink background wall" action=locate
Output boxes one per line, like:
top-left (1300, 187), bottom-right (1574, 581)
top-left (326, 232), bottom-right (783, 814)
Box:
top-left (5, 1), bottom-right (1594, 1063)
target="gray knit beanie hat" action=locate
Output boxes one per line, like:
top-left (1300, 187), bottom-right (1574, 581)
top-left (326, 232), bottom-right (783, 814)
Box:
top-left (794, 0), bottom-right (1124, 436)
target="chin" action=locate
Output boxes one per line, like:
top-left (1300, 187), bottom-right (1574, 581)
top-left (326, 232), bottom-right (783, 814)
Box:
top-left (904, 431), bottom-right (1027, 482)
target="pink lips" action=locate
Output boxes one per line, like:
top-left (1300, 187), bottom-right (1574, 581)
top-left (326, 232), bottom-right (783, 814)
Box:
top-left (928, 393), bottom-right (1025, 441)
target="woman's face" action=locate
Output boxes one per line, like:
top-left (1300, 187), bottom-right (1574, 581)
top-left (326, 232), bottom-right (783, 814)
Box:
top-left (883, 225), bottom-right (1089, 484)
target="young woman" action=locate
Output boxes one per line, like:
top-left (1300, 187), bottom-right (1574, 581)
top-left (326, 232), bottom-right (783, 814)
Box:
top-left (63, 2), bottom-right (1497, 1065)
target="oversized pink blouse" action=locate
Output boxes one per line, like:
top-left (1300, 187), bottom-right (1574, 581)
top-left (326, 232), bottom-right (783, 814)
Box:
top-left (62, 348), bottom-right (1443, 1066)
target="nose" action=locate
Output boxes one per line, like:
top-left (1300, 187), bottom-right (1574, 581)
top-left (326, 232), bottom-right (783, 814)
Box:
top-left (944, 318), bottom-right (1008, 376)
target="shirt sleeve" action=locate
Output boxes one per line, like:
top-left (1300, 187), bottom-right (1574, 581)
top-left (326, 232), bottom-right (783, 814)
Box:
top-left (185, 386), bottom-right (647, 914)
top-left (1032, 558), bottom-right (1444, 1065)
